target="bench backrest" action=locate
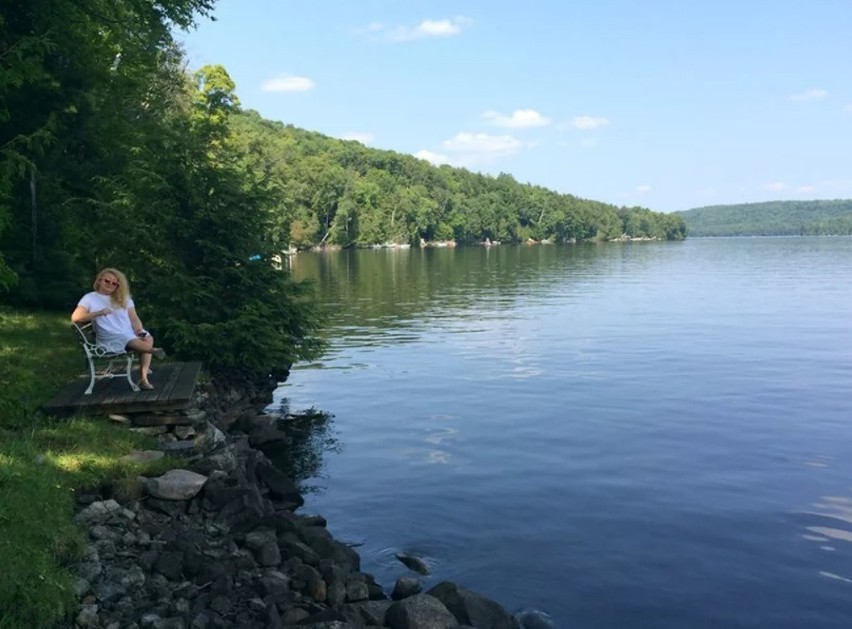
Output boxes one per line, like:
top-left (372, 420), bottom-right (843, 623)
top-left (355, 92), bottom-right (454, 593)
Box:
top-left (72, 322), bottom-right (128, 359)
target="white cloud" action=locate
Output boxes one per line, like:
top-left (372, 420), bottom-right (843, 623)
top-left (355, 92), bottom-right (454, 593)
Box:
top-left (788, 89), bottom-right (828, 102)
top-left (569, 115), bottom-right (610, 130)
top-left (820, 178), bottom-right (852, 189)
top-left (636, 185), bottom-right (652, 193)
top-left (366, 16), bottom-right (472, 42)
top-left (416, 150), bottom-right (451, 165)
top-left (796, 185), bottom-right (816, 193)
top-left (340, 132), bottom-right (375, 145)
top-left (482, 109), bottom-right (550, 129)
top-left (764, 181), bottom-right (789, 191)
top-left (418, 132), bottom-right (524, 168)
top-left (442, 132), bottom-right (522, 156)
top-left (261, 75), bottom-right (315, 92)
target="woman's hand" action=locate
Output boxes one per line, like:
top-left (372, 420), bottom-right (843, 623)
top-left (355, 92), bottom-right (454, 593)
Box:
top-left (97, 308), bottom-right (112, 317)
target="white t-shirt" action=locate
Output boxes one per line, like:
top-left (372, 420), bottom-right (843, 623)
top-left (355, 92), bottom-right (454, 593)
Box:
top-left (78, 291), bottom-right (137, 353)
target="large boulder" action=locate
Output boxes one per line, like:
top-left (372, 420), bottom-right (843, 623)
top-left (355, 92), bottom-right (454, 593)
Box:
top-left (427, 581), bottom-right (520, 629)
top-left (385, 593), bottom-right (457, 629)
top-left (138, 469), bottom-right (208, 500)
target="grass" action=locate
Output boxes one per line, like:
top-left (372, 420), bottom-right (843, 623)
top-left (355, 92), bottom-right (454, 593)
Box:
top-left (0, 307), bottom-right (177, 628)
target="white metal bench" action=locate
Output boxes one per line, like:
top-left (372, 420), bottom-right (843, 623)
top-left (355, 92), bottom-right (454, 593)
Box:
top-left (72, 322), bottom-right (141, 395)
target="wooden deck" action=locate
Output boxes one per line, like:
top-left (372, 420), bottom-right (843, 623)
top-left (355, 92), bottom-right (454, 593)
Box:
top-left (43, 361), bottom-right (203, 417)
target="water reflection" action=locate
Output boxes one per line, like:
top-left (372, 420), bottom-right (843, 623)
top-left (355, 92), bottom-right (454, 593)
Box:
top-left (800, 487), bottom-right (852, 585)
top-left (289, 244), bottom-right (660, 347)
top-left (265, 404), bottom-right (340, 491)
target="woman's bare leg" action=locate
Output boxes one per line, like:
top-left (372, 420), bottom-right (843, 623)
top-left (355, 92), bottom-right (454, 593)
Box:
top-left (126, 335), bottom-right (157, 382)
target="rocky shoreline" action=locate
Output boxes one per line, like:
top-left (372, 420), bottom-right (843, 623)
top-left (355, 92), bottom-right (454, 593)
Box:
top-left (62, 374), bottom-right (530, 629)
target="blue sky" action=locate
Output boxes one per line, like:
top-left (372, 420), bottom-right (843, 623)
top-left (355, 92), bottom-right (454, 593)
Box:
top-left (178, 0), bottom-right (852, 213)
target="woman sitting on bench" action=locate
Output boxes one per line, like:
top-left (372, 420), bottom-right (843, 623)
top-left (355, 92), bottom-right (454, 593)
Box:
top-left (71, 268), bottom-right (166, 390)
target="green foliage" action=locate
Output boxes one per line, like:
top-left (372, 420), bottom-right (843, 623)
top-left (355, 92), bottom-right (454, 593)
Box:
top-left (0, 307), bottom-right (178, 627)
top-left (0, 0), bottom-right (215, 305)
top-left (230, 112), bottom-right (683, 249)
top-left (1, 2), bottom-right (325, 380)
top-left (676, 199), bottom-right (852, 237)
top-left (0, 308), bottom-right (85, 427)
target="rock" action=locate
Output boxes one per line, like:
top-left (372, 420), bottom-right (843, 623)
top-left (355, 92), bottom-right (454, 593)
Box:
top-left (146, 497), bottom-right (187, 518)
top-left (130, 425), bottom-right (170, 436)
top-left (245, 528), bottom-right (277, 551)
top-left (306, 536), bottom-right (360, 572)
top-left (158, 440), bottom-right (198, 455)
top-left (139, 469), bottom-right (208, 500)
top-left (345, 574), bottom-right (370, 603)
top-left (73, 577), bottom-right (91, 598)
top-left (248, 425), bottom-right (290, 448)
top-left (193, 422), bottom-right (226, 453)
top-left (515, 608), bottom-right (556, 628)
top-left (155, 551), bottom-right (185, 580)
top-left (278, 534), bottom-right (321, 566)
top-left (75, 561), bottom-right (103, 584)
top-left (395, 553), bottom-right (430, 575)
top-left (385, 593), bottom-right (458, 629)
top-left (183, 409), bottom-right (208, 424)
top-left (75, 603), bottom-right (99, 627)
top-left (256, 540), bottom-right (282, 567)
top-left (257, 571), bottom-right (290, 604)
top-left (174, 425), bottom-right (197, 440)
top-left (349, 600), bottom-right (393, 626)
top-left (120, 449), bottom-right (165, 464)
top-left (74, 499), bottom-right (124, 526)
top-left (427, 581), bottom-right (520, 629)
top-left (194, 445), bottom-right (238, 475)
top-left (93, 581), bottom-right (125, 603)
top-left (391, 577), bottom-right (422, 600)
top-left (327, 579), bottom-right (346, 606)
top-left (256, 461), bottom-right (303, 506)
top-left (133, 413), bottom-right (193, 427)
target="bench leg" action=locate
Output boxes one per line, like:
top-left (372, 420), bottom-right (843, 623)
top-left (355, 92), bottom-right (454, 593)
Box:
top-left (125, 356), bottom-right (140, 392)
top-left (84, 359), bottom-right (96, 395)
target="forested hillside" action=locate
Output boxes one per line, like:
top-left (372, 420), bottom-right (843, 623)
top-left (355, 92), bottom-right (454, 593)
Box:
top-left (231, 111), bottom-right (685, 250)
top-left (675, 200), bottom-right (852, 237)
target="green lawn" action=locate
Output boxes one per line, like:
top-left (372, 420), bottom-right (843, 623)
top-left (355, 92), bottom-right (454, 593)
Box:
top-left (0, 307), bottom-right (174, 628)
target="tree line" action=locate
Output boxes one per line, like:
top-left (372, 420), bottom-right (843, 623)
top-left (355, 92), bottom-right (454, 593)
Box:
top-left (675, 199), bottom-right (852, 237)
top-left (231, 111), bottom-right (686, 251)
top-left (0, 0), bottom-right (683, 377)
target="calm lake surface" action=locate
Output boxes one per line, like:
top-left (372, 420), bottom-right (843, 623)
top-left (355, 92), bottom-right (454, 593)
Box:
top-left (271, 237), bottom-right (852, 628)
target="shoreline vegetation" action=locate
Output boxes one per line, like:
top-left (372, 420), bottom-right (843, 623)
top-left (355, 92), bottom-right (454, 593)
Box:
top-left (286, 233), bottom-right (670, 256)
top-left (0, 308), bottom-right (530, 628)
top-left (675, 199), bottom-right (852, 237)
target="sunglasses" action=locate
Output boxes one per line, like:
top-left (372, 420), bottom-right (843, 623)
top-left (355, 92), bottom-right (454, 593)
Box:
top-left (101, 278), bottom-right (119, 286)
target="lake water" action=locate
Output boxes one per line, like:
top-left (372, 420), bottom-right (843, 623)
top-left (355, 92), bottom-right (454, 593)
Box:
top-left (271, 238), bottom-right (852, 628)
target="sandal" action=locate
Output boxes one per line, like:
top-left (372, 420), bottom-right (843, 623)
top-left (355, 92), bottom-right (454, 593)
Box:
top-left (138, 380), bottom-right (154, 391)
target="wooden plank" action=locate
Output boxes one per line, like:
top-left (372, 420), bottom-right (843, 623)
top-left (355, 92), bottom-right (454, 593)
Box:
top-left (174, 362), bottom-right (202, 397)
top-left (42, 362), bottom-right (203, 417)
top-left (152, 361), bottom-right (182, 401)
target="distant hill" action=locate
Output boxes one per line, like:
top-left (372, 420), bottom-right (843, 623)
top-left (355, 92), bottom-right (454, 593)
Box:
top-left (675, 199), bottom-right (852, 237)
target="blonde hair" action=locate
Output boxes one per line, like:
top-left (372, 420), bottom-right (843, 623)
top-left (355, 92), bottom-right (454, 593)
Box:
top-left (94, 268), bottom-right (131, 309)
